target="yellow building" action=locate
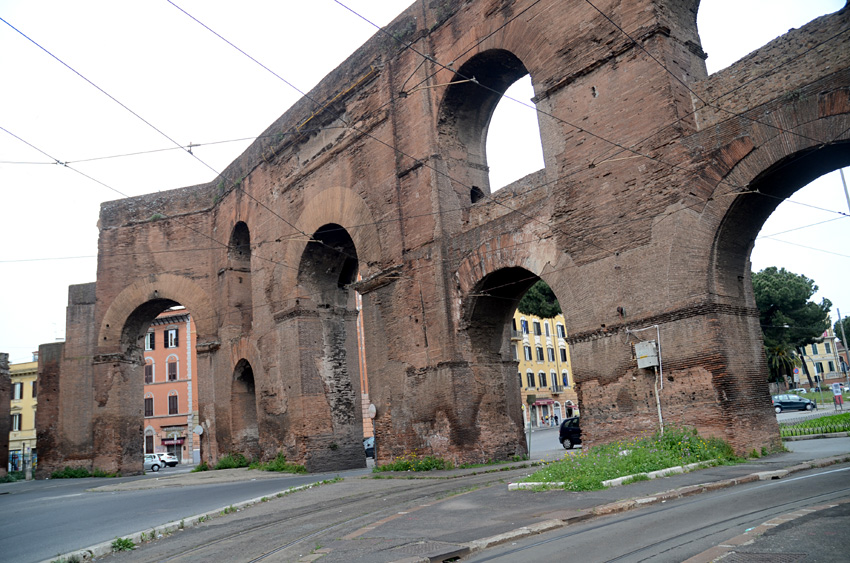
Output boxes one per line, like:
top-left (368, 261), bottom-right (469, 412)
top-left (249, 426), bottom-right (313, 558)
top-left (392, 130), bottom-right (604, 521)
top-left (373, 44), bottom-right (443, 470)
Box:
top-left (798, 328), bottom-right (846, 389)
top-left (511, 311), bottom-right (579, 427)
top-left (8, 356), bottom-right (38, 472)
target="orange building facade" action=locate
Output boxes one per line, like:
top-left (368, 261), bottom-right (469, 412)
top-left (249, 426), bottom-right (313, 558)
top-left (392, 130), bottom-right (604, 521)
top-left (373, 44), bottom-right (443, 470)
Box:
top-left (143, 308), bottom-right (199, 464)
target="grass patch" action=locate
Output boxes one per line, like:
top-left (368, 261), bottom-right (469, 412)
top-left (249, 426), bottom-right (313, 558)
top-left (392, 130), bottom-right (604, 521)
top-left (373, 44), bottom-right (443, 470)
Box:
top-left (374, 452), bottom-right (454, 472)
top-left (50, 466), bottom-right (118, 479)
top-left (214, 453), bottom-right (250, 470)
top-left (191, 461), bottom-right (209, 472)
top-left (522, 426), bottom-right (738, 491)
top-left (779, 412), bottom-right (850, 437)
top-left (249, 452), bottom-right (307, 474)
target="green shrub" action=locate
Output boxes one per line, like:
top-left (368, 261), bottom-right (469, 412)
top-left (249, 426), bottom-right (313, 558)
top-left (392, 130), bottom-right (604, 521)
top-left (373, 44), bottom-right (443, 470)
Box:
top-left (374, 452), bottom-right (454, 472)
top-left (0, 471), bottom-right (24, 483)
top-left (214, 453), bottom-right (250, 470)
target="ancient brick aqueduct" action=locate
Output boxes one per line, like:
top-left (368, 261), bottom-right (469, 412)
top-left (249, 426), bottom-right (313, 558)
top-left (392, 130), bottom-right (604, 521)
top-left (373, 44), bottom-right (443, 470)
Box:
top-left (33, 0), bottom-right (850, 475)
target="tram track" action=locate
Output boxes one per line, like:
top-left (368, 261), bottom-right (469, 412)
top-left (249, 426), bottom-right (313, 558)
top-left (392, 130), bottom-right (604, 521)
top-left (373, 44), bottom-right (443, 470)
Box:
top-left (124, 464), bottom-right (534, 563)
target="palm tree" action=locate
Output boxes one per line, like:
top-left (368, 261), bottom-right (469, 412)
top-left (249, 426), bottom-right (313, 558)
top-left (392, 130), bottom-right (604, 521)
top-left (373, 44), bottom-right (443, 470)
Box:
top-left (765, 344), bottom-right (802, 388)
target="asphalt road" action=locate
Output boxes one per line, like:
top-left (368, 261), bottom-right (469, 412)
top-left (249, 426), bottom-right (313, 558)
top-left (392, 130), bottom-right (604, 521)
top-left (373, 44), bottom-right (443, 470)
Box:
top-left (465, 463), bottom-right (850, 562)
top-left (0, 466), bottom-right (368, 563)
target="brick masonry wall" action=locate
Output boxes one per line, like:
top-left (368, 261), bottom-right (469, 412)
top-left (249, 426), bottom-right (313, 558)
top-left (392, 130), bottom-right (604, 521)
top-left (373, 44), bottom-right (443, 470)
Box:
top-left (36, 1), bottom-right (850, 474)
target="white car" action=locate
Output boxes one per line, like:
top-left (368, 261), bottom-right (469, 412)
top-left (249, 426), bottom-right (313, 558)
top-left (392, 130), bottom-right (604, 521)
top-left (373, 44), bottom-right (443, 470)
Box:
top-left (144, 453), bottom-right (161, 472)
top-left (157, 453), bottom-right (179, 467)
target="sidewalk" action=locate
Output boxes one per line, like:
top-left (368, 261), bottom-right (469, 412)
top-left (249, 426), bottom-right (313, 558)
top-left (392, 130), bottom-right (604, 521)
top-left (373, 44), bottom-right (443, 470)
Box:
top-left (59, 437), bottom-right (850, 563)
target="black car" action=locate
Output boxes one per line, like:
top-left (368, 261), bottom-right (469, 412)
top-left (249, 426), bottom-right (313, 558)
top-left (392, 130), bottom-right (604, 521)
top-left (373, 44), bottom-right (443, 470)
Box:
top-left (772, 394), bottom-right (816, 413)
top-left (559, 416), bottom-right (582, 449)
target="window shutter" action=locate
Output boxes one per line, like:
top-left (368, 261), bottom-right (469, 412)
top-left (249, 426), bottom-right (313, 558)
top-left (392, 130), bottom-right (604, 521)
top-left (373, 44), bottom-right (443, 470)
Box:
top-left (174, 329), bottom-right (179, 348)
top-left (150, 332), bottom-right (155, 350)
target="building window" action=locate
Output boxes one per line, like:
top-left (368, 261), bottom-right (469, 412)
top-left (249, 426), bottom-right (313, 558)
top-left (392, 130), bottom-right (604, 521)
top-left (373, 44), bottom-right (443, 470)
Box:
top-left (815, 362), bottom-right (824, 374)
top-left (527, 372), bottom-right (536, 388)
top-left (556, 324), bottom-right (566, 338)
top-left (145, 434), bottom-right (154, 454)
top-left (12, 382), bottom-right (23, 400)
top-left (520, 319), bottom-right (529, 334)
top-left (144, 397), bottom-right (153, 417)
top-left (562, 371), bottom-right (570, 387)
top-left (11, 413), bottom-right (21, 431)
top-left (539, 372), bottom-right (547, 387)
top-left (167, 361), bottom-right (178, 381)
top-left (512, 345), bottom-right (518, 361)
top-left (812, 343), bottom-right (819, 354)
top-left (533, 321), bottom-right (542, 336)
top-left (31, 381), bottom-right (37, 398)
top-left (518, 373), bottom-right (522, 388)
top-left (168, 394), bottom-right (179, 415)
top-left (560, 348), bottom-right (567, 362)
top-left (524, 346), bottom-right (532, 361)
top-left (536, 347), bottom-right (544, 361)
top-left (145, 332), bottom-right (155, 350)
top-left (825, 342), bottom-right (832, 354)
top-left (547, 347), bottom-right (555, 362)
top-left (544, 323), bottom-right (550, 337)
top-left (165, 328), bottom-right (179, 349)
top-left (828, 361), bottom-right (835, 372)
top-left (144, 363), bottom-right (153, 384)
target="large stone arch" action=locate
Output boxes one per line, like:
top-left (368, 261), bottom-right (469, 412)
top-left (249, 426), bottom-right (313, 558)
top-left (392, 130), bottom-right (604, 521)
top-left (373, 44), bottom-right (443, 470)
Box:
top-left (97, 273), bottom-right (218, 356)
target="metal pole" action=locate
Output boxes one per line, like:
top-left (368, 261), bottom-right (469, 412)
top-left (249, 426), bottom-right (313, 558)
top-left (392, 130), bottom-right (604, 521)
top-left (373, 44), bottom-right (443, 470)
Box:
top-left (838, 308), bottom-right (850, 386)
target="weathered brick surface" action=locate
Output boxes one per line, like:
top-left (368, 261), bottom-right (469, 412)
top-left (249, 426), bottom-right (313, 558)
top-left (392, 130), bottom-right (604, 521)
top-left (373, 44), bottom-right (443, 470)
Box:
top-left (36, 1), bottom-right (850, 474)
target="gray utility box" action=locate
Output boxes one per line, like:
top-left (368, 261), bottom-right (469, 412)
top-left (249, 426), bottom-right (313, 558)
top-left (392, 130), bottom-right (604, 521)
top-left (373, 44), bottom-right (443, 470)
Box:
top-left (635, 340), bottom-right (659, 369)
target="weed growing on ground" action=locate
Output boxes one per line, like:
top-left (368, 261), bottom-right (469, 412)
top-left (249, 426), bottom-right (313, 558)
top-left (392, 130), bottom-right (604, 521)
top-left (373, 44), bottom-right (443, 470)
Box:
top-left (191, 461), bottom-right (209, 472)
top-left (249, 452), bottom-right (307, 474)
top-left (111, 537), bottom-right (135, 552)
top-left (523, 425), bottom-right (739, 491)
top-left (374, 451), bottom-right (454, 472)
top-left (50, 466), bottom-right (118, 479)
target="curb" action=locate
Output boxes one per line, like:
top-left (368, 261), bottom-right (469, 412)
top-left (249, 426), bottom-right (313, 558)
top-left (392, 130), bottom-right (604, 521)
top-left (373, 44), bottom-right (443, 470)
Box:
top-left (39, 480), bottom-right (332, 563)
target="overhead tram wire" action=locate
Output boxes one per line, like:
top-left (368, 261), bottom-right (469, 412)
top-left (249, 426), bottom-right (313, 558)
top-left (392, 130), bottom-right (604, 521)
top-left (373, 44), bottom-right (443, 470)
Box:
top-left (3, 19), bottom-right (847, 278)
top-left (0, 13), bottom-right (332, 274)
top-left (5, 7), bottom-right (845, 300)
top-left (337, 0), bottom-right (850, 220)
top-left (581, 0), bottom-right (832, 150)
top-left (0, 126), bottom-right (300, 278)
top-left (170, 1), bottom-right (623, 261)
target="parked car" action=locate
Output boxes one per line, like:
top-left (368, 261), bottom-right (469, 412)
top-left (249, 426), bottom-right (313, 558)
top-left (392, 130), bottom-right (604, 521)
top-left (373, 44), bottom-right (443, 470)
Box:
top-left (363, 437), bottom-right (375, 459)
top-left (789, 388), bottom-right (807, 394)
top-left (559, 416), bottom-right (582, 449)
top-left (772, 394), bottom-right (816, 413)
top-left (157, 452), bottom-right (179, 467)
top-left (144, 453), bottom-right (161, 472)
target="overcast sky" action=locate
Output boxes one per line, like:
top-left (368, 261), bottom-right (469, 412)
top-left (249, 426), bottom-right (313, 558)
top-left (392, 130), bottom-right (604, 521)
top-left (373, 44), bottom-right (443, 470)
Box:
top-left (1, 0), bottom-right (847, 363)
